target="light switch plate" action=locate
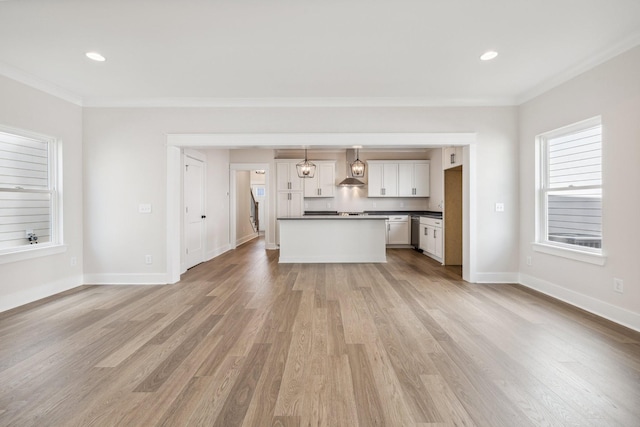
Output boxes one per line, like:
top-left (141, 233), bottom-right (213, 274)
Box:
top-left (139, 203), bottom-right (152, 214)
top-left (614, 278), bottom-right (624, 293)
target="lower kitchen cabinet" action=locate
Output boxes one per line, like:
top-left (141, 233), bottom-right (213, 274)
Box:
top-left (419, 216), bottom-right (443, 262)
top-left (386, 215), bottom-right (410, 245)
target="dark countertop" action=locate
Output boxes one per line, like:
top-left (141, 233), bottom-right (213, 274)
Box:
top-left (364, 210), bottom-right (443, 219)
top-left (279, 215), bottom-right (388, 220)
top-left (304, 211), bottom-right (339, 215)
top-left (304, 210), bottom-right (443, 219)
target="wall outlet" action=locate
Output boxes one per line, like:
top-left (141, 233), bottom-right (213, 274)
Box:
top-left (145, 255), bottom-right (153, 265)
top-left (495, 202), bottom-right (505, 212)
top-left (372, 202), bottom-right (377, 208)
top-left (526, 256), bottom-right (532, 266)
top-left (139, 203), bottom-right (152, 214)
top-left (305, 202), bottom-right (309, 209)
top-left (70, 257), bottom-right (77, 267)
top-left (400, 202), bottom-right (404, 207)
top-left (613, 278), bottom-right (624, 293)
top-left (327, 202), bottom-right (331, 209)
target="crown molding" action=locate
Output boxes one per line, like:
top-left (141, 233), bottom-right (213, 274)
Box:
top-left (0, 61), bottom-right (83, 106)
top-left (82, 96), bottom-right (516, 108)
top-left (516, 32), bottom-right (640, 105)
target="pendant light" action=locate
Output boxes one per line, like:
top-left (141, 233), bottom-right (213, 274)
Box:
top-left (350, 148), bottom-right (365, 177)
top-left (296, 149), bottom-right (316, 178)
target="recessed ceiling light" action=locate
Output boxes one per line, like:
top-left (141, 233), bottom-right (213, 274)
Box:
top-left (480, 51), bottom-right (498, 61)
top-left (85, 52), bottom-right (106, 62)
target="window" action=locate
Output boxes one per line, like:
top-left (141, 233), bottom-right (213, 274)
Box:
top-left (0, 125), bottom-right (62, 256)
top-left (537, 117), bottom-right (602, 254)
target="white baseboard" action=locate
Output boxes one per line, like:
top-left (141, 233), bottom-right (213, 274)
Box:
top-left (265, 242), bottom-right (278, 250)
top-left (83, 273), bottom-right (168, 285)
top-left (519, 273), bottom-right (640, 332)
top-left (236, 232), bottom-right (258, 247)
top-left (279, 255), bottom-right (387, 263)
top-left (474, 272), bottom-right (520, 283)
top-left (0, 274), bottom-right (83, 313)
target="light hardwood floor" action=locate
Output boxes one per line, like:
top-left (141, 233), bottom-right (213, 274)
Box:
top-left (1, 238), bottom-right (639, 426)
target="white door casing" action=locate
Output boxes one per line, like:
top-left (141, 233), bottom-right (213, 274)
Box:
top-left (166, 133), bottom-right (476, 284)
top-left (184, 154), bottom-right (205, 269)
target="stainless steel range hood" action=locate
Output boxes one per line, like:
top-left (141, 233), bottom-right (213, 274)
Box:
top-left (338, 149), bottom-right (365, 187)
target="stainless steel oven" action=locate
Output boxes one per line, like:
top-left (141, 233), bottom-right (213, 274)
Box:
top-left (411, 215), bottom-right (421, 251)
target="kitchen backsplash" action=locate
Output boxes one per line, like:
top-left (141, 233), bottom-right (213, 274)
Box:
top-left (304, 186), bottom-right (437, 213)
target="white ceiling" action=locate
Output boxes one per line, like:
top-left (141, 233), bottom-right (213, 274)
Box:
top-left (1, 0), bottom-right (639, 107)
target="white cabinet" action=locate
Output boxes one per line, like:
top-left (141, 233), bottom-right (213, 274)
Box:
top-left (276, 161), bottom-right (304, 221)
top-left (276, 161), bottom-right (303, 192)
top-left (304, 161), bottom-right (335, 198)
top-left (369, 160), bottom-right (429, 198)
top-left (368, 162), bottom-right (398, 197)
top-left (419, 216), bottom-right (443, 262)
top-left (443, 147), bottom-right (463, 170)
top-left (386, 215), bottom-right (410, 245)
top-left (277, 191), bottom-right (303, 217)
top-left (398, 161), bottom-right (430, 197)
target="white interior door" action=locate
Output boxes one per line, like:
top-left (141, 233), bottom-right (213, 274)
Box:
top-left (184, 155), bottom-right (205, 269)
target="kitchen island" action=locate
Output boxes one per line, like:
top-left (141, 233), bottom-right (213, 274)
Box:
top-left (278, 215), bottom-right (388, 263)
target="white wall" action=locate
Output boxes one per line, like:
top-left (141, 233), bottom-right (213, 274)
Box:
top-left (519, 46), bottom-right (640, 330)
top-left (204, 149), bottom-right (231, 260)
top-left (83, 106), bottom-right (519, 283)
top-left (0, 75), bottom-right (83, 311)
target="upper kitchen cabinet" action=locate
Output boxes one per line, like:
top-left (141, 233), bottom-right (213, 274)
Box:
top-left (304, 161), bottom-right (335, 198)
top-left (368, 161), bottom-right (398, 197)
top-left (443, 146), bottom-right (463, 170)
top-left (398, 161), bottom-right (430, 197)
top-left (276, 160), bottom-right (304, 191)
top-left (369, 160), bottom-right (429, 198)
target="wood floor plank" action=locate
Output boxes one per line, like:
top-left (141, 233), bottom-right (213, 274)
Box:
top-left (158, 355), bottom-right (243, 426)
top-left (194, 308), bottom-right (256, 377)
top-left (347, 343), bottom-right (385, 426)
top-left (241, 332), bottom-right (293, 427)
top-left (212, 342), bottom-right (272, 427)
top-left (327, 299), bottom-right (348, 356)
top-left (1, 237), bottom-right (639, 427)
top-left (328, 355), bottom-right (360, 426)
top-left (363, 338), bottom-right (416, 426)
top-left (273, 291), bottom-right (314, 416)
top-left (134, 313), bottom-right (223, 392)
top-left (420, 374), bottom-right (477, 427)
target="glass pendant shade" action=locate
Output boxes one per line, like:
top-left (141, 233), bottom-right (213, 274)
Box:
top-left (296, 149), bottom-right (316, 178)
top-left (350, 149), bottom-right (365, 177)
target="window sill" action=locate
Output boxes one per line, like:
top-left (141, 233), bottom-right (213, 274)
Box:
top-left (532, 242), bottom-right (606, 266)
top-left (0, 244), bottom-right (67, 265)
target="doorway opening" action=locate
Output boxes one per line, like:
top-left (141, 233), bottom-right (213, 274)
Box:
top-left (444, 165), bottom-right (463, 278)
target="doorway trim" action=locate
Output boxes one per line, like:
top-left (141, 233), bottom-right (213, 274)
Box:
top-left (166, 132), bottom-right (476, 284)
top-left (229, 163), bottom-right (270, 251)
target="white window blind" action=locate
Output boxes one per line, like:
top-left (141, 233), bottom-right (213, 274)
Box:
top-left (548, 126), bottom-right (601, 188)
top-left (539, 119), bottom-right (603, 251)
top-left (0, 129), bottom-right (56, 251)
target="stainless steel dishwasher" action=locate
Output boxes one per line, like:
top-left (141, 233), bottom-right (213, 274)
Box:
top-left (411, 215), bottom-right (421, 251)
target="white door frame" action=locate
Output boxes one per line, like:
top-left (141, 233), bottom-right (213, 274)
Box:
top-left (229, 163), bottom-right (270, 250)
top-left (166, 132), bottom-right (477, 284)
